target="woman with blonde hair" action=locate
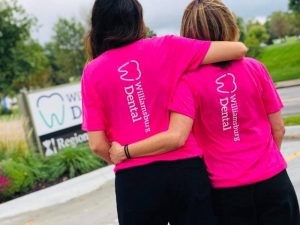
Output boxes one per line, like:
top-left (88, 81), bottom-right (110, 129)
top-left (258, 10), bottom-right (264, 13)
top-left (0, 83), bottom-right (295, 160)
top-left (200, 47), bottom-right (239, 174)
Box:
top-left (109, 0), bottom-right (300, 224)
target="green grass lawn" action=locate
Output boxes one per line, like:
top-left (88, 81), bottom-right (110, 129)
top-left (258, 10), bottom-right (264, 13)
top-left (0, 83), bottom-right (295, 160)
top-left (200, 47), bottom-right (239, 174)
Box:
top-left (259, 37), bottom-right (300, 82)
top-left (284, 115), bottom-right (300, 126)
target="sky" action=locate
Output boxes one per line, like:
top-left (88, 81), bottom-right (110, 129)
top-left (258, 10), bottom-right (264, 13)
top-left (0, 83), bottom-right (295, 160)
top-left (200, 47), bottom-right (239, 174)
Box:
top-left (19, 0), bottom-right (289, 44)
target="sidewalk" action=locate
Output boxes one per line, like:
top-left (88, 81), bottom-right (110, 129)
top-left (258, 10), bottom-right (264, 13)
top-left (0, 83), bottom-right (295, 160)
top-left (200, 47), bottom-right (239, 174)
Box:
top-left (0, 165), bottom-right (115, 219)
top-left (276, 78), bottom-right (300, 89)
top-left (0, 126), bottom-right (300, 220)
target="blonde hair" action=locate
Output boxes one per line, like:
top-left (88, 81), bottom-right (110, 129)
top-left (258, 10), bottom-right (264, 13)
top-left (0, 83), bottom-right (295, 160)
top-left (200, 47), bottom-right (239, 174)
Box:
top-left (181, 0), bottom-right (240, 42)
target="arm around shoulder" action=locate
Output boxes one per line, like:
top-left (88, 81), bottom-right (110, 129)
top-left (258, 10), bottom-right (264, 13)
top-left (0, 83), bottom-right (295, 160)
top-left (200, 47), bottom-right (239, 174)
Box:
top-left (202, 41), bottom-right (247, 65)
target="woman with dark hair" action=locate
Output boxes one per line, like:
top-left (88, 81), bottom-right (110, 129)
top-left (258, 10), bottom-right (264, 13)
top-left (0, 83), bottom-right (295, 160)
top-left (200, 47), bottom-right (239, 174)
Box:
top-left (82, 0), bottom-right (247, 224)
top-left (109, 0), bottom-right (300, 225)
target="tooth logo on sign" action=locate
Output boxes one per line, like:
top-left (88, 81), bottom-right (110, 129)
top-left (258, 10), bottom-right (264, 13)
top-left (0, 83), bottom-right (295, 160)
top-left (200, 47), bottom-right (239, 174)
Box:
top-left (36, 93), bottom-right (65, 129)
top-left (118, 60), bottom-right (142, 82)
top-left (216, 73), bottom-right (237, 94)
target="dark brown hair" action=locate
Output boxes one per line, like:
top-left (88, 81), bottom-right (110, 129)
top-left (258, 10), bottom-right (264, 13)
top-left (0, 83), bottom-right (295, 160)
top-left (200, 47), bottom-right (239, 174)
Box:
top-left (86, 0), bottom-right (147, 60)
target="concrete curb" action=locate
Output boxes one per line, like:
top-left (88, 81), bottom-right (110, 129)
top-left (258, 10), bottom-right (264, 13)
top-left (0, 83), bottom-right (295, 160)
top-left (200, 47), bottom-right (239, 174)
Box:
top-left (285, 135), bottom-right (300, 140)
top-left (0, 165), bottom-right (115, 219)
top-left (285, 125), bottom-right (300, 140)
top-left (276, 79), bottom-right (300, 89)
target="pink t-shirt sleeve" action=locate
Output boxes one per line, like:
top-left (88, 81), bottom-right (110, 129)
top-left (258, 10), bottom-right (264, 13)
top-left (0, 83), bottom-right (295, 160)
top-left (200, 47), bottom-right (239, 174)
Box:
top-left (81, 65), bottom-right (106, 131)
top-left (258, 63), bottom-right (284, 114)
top-left (169, 78), bottom-right (197, 119)
top-left (165, 36), bottom-right (211, 72)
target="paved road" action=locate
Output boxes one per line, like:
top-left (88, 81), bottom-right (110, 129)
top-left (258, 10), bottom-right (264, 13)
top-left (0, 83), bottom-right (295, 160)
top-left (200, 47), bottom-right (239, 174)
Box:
top-left (283, 139), bottom-right (300, 200)
top-left (1, 138), bottom-right (299, 225)
top-left (278, 86), bottom-right (300, 116)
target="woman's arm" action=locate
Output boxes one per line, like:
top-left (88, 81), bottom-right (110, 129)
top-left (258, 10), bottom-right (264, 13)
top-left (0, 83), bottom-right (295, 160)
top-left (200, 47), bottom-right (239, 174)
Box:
top-left (88, 131), bottom-right (113, 164)
top-left (109, 113), bottom-right (193, 164)
top-left (268, 111), bottom-right (285, 149)
top-left (202, 41), bottom-right (247, 65)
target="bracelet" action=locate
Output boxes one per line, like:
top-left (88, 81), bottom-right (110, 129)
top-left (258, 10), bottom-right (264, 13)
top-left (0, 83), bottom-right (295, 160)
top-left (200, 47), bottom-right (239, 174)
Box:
top-left (124, 145), bottom-right (131, 159)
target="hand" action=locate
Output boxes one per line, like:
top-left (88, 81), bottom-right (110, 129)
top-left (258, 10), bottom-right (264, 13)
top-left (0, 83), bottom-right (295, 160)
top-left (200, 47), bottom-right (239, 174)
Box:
top-left (109, 142), bottom-right (127, 164)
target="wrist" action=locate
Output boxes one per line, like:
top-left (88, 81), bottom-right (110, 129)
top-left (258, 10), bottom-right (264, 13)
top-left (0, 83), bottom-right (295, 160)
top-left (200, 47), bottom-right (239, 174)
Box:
top-left (124, 144), bottom-right (132, 159)
top-left (118, 147), bottom-right (127, 161)
top-left (122, 150), bottom-right (127, 161)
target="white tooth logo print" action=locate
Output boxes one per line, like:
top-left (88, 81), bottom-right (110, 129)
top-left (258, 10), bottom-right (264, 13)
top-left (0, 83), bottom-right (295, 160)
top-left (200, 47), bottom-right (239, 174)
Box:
top-left (36, 93), bottom-right (65, 128)
top-left (118, 60), bottom-right (142, 82)
top-left (216, 73), bottom-right (237, 94)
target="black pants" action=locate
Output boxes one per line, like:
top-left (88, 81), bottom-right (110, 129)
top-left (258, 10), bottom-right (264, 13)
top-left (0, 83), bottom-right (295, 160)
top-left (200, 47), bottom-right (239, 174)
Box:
top-left (115, 157), bottom-right (217, 225)
top-left (212, 170), bottom-right (300, 225)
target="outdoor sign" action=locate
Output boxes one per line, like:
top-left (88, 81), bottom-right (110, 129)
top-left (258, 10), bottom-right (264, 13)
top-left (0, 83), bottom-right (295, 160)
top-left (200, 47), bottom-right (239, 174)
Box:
top-left (22, 83), bottom-right (88, 156)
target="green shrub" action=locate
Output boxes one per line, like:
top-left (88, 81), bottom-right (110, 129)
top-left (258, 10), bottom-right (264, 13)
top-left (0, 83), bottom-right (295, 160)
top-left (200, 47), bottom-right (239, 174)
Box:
top-left (0, 159), bottom-right (34, 198)
top-left (0, 145), bottom-right (106, 202)
top-left (19, 153), bottom-right (49, 182)
top-left (0, 151), bottom-right (5, 162)
top-left (45, 147), bottom-right (104, 181)
top-left (44, 156), bottom-right (66, 182)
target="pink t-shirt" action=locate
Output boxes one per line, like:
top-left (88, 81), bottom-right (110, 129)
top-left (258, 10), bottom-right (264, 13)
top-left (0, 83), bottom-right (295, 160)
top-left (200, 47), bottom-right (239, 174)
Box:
top-left (81, 35), bottom-right (211, 172)
top-left (170, 57), bottom-right (287, 188)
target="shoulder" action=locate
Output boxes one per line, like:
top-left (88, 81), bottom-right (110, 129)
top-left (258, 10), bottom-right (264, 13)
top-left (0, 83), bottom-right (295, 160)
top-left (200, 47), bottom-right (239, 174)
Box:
top-left (143, 35), bottom-right (182, 45)
top-left (83, 54), bottom-right (111, 79)
top-left (238, 57), bottom-right (266, 71)
top-left (150, 35), bottom-right (181, 41)
top-left (86, 53), bottom-right (109, 69)
top-left (234, 58), bottom-right (273, 87)
top-left (146, 35), bottom-right (200, 45)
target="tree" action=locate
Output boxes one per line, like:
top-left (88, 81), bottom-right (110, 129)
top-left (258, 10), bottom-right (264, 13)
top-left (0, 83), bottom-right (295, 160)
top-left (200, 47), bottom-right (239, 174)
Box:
top-left (12, 40), bottom-right (51, 91)
top-left (146, 27), bottom-right (156, 38)
top-left (245, 23), bottom-right (269, 57)
top-left (246, 23), bottom-right (270, 44)
top-left (0, 0), bottom-right (34, 96)
top-left (236, 17), bottom-right (246, 42)
top-left (268, 12), bottom-right (291, 40)
top-left (289, 0), bottom-right (300, 12)
top-left (288, 12), bottom-right (300, 36)
top-left (0, 0), bottom-right (50, 115)
top-left (45, 18), bottom-right (86, 85)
